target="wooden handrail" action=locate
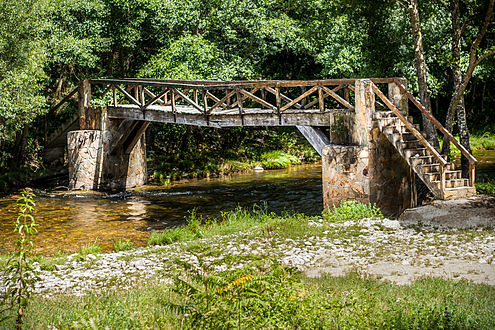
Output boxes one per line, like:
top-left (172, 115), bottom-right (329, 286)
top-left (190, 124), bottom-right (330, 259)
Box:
top-left (393, 78), bottom-right (477, 164)
top-left (50, 87), bottom-right (78, 114)
top-left (371, 83), bottom-right (448, 166)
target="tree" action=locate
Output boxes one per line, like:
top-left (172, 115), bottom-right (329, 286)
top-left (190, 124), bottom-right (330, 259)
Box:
top-left (442, 0), bottom-right (494, 175)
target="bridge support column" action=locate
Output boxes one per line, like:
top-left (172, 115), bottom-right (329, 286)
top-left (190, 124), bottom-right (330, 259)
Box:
top-left (322, 79), bottom-right (416, 217)
top-left (69, 85), bottom-right (147, 191)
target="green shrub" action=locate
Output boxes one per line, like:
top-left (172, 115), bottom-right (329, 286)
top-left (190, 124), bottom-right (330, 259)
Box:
top-left (259, 151), bottom-right (300, 169)
top-left (476, 178), bottom-right (495, 196)
top-left (323, 201), bottom-right (383, 222)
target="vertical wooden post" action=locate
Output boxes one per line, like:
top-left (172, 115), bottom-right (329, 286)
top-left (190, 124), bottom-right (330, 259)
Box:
top-left (469, 161), bottom-right (475, 186)
top-left (388, 78), bottom-right (408, 116)
top-left (78, 80), bottom-right (91, 129)
top-left (440, 164), bottom-right (446, 196)
top-left (113, 85), bottom-right (117, 106)
top-left (318, 86), bottom-right (324, 112)
top-left (194, 89), bottom-right (198, 104)
top-left (236, 88), bottom-right (244, 125)
top-left (139, 85), bottom-right (145, 106)
top-left (171, 89), bottom-right (176, 123)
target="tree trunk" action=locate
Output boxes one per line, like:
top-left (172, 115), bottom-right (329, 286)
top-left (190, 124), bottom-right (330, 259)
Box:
top-left (448, 0), bottom-right (472, 175)
top-left (407, 0), bottom-right (439, 148)
top-left (442, 0), bottom-right (495, 158)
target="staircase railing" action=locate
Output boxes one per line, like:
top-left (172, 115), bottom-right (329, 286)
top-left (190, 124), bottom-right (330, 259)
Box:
top-left (370, 82), bottom-right (449, 193)
top-left (371, 80), bottom-right (477, 192)
top-left (392, 79), bottom-right (477, 187)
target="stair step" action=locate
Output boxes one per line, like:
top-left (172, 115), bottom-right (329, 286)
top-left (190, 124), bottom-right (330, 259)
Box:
top-left (424, 170), bottom-right (462, 181)
top-left (432, 178), bottom-right (469, 189)
top-left (404, 148), bottom-right (428, 158)
top-left (401, 140), bottom-right (420, 149)
top-left (418, 163), bottom-right (456, 173)
top-left (401, 132), bottom-right (417, 141)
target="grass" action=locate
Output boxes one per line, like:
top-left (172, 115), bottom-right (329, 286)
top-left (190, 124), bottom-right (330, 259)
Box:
top-left (1, 202), bottom-right (494, 328)
top-left (148, 206), bottom-right (290, 246)
top-left (259, 150), bottom-right (301, 169)
top-left (3, 266), bottom-right (494, 328)
top-left (323, 200), bottom-right (384, 222)
top-left (440, 131), bottom-right (495, 161)
top-left (113, 239), bottom-right (135, 252)
top-left (77, 240), bottom-right (102, 256)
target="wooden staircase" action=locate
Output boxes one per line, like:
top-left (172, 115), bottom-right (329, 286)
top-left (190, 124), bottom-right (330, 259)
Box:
top-left (370, 80), bottom-right (477, 200)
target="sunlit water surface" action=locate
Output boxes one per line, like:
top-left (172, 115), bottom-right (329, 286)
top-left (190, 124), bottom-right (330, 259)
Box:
top-left (0, 164), bottom-right (323, 254)
top-left (1, 150), bottom-right (493, 256)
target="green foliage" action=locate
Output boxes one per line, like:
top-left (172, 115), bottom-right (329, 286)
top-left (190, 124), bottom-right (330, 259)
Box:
top-left (113, 239), bottom-right (135, 252)
top-left (148, 206), bottom-right (277, 246)
top-left (13, 266), bottom-right (495, 328)
top-left (1, 189), bottom-right (38, 328)
top-left (323, 201), bottom-right (384, 222)
top-left (139, 34), bottom-right (253, 80)
top-left (476, 177), bottom-right (495, 197)
top-left (259, 150), bottom-right (301, 169)
top-left (77, 240), bottom-right (102, 257)
top-left (0, 0), bottom-right (47, 142)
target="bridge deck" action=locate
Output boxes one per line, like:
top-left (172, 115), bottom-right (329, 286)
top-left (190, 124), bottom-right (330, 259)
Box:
top-left (108, 104), bottom-right (338, 127)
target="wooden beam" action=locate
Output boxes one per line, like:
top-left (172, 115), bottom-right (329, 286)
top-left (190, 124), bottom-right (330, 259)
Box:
top-left (239, 89), bottom-right (277, 110)
top-left (115, 84), bottom-right (140, 106)
top-left (124, 121), bottom-right (150, 154)
top-left (280, 86), bottom-right (318, 111)
top-left (209, 89), bottom-right (236, 113)
top-left (51, 87), bottom-right (78, 114)
top-left (321, 86), bottom-right (354, 110)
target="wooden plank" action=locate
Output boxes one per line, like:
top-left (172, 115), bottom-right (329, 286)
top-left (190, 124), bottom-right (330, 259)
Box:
top-left (239, 89), bottom-right (277, 110)
top-left (173, 89), bottom-right (203, 113)
top-left (318, 87), bottom-right (324, 112)
top-left (115, 84), bottom-right (141, 106)
top-left (124, 121), bottom-right (150, 154)
top-left (113, 86), bottom-right (117, 106)
top-left (230, 88), bottom-right (259, 108)
top-left (321, 86), bottom-right (354, 110)
top-left (304, 85), bottom-right (342, 109)
top-left (393, 78), bottom-right (477, 164)
top-left (280, 86), bottom-right (318, 111)
top-left (371, 83), bottom-right (447, 166)
top-left (107, 106), bottom-right (335, 127)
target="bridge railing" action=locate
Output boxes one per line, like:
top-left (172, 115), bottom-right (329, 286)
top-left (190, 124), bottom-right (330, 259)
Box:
top-left (87, 78), bottom-right (394, 117)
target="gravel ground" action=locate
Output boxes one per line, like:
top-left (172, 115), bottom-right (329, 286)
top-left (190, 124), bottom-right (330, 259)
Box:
top-left (2, 217), bottom-right (492, 297)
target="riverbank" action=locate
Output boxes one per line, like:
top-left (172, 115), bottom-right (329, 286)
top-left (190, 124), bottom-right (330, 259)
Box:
top-left (1, 205), bottom-right (494, 328)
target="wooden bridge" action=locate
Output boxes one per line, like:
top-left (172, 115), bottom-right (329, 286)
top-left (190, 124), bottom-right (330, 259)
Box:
top-left (60, 77), bottom-right (477, 215)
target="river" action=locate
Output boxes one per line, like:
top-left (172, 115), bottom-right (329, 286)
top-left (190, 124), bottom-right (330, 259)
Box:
top-left (1, 150), bottom-right (494, 255)
top-left (0, 164), bottom-right (322, 255)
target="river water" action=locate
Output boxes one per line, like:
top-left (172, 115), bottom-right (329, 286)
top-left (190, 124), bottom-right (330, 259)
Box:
top-left (1, 151), bottom-right (494, 256)
top-left (0, 164), bottom-right (323, 255)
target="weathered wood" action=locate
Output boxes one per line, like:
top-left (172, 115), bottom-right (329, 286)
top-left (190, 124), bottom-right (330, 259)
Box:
top-left (318, 87), bottom-right (324, 112)
top-left (144, 90), bottom-right (168, 108)
top-left (51, 87), bottom-right (78, 114)
top-left (124, 121), bottom-right (150, 154)
top-left (78, 80), bottom-right (91, 129)
top-left (173, 88), bottom-right (203, 113)
top-left (371, 82), bottom-right (447, 166)
top-left (321, 86), bottom-right (354, 110)
top-left (115, 84), bottom-right (140, 106)
top-left (209, 90), bottom-right (236, 113)
top-left (296, 126), bottom-right (330, 155)
top-left (266, 87), bottom-right (302, 109)
top-left (239, 89), bottom-right (277, 110)
top-left (393, 79), bottom-right (477, 164)
top-left (281, 86), bottom-right (318, 111)
top-left (107, 105), bottom-right (337, 127)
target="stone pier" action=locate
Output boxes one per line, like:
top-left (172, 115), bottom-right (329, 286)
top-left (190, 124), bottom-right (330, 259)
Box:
top-left (68, 81), bottom-right (147, 190)
top-left (322, 79), bottom-right (416, 216)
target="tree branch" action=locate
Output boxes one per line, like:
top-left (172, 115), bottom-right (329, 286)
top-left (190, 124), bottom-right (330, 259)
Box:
top-left (474, 49), bottom-right (495, 67)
